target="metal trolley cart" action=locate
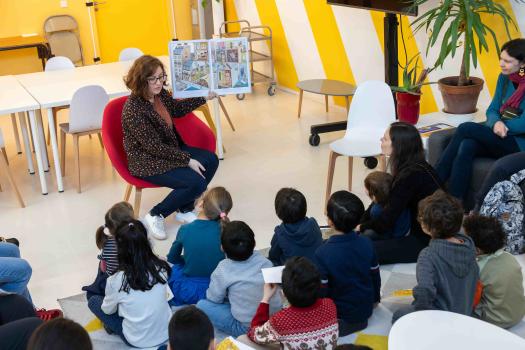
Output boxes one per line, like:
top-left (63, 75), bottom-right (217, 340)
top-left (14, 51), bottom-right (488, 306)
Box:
top-left (219, 20), bottom-right (276, 100)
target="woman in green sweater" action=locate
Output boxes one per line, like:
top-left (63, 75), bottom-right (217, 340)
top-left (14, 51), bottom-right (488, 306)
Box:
top-left (436, 39), bottom-right (525, 204)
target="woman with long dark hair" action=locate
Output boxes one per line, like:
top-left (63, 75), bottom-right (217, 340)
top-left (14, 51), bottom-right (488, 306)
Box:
top-left (436, 39), bottom-right (525, 205)
top-left (87, 220), bottom-right (172, 348)
top-left (359, 122), bottom-right (441, 264)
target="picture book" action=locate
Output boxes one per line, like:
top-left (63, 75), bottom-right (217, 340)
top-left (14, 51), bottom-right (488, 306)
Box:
top-left (169, 38), bottom-right (251, 98)
top-left (418, 123), bottom-right (453, 137)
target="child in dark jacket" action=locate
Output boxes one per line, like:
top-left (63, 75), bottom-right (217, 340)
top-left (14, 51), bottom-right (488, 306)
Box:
top-left (314, 191), bottom-right (381, 337)
top-left (269, 188), bottom-right (323, 266)
top-left (392, 190), bottom-right (479, 323)
top-left (361, 171), bottom-right (411, 239)
top-left (167, 187), bottom-right (231, 305)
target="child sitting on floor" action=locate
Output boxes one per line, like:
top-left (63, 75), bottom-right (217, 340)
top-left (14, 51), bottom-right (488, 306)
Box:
top-left (167, 187), bottom-right (231, 305)
top-left (314, 191), bottom-right (381, 337)
top-left (392, 190), bottom-right (479, 323)
top-left (360, 171), bottom-right (411, 240)
top-left (82, 202), bottom-right (134, 299)
top-left (268, 188), bottom-right (323, 266)
top-left (464, 214), bottom-right (525, 328)
top-left (162, 306), bottom-right (215, 350)
top-left (197, 221), bottom-right (281, 337)
top-left (27, 318), bottom-right (92, 350)
top-left (88, 220), bottom-right (172, 348)
top-left (243, 257), bottom-right (338, 349)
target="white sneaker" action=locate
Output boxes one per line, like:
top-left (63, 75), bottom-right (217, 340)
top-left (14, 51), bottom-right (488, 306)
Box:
top-left (144, 213), bottom-right (167, 240)
top-left (175, 211), bottom-right (197, 224)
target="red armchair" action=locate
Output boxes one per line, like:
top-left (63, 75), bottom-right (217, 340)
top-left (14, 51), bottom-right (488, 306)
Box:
top-left (102, 96), bottom-right (216, 217)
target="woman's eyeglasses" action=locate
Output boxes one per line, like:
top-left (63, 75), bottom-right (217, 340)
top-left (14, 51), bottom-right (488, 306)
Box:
top-left (147, 74), bottom-right (167, 84)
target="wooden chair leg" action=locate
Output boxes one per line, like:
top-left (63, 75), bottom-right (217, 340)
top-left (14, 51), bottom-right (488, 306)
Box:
top-left (1, 147), bottom-right (8, 166)
top-left (325, 95), bottom-right (329, 113)
top-left (73, 134), bottom-right (81, 193)
top-left (218, 97), bottom-right (235, 131)
top-left (0, 150), bottom-right (25, 208)
top-left (10, 113), bottom-right (22, 154)
top-left (59, 129), bottom-right (66, 176)
top-left (123, 184), bottom-right (132, 202)
top-left (297, 89), bottom-right (303, 118)
top-left (134, 187), bottom-right (142, 217)
top-left (97, 133), bottom-right (104, 149)
top-left (348, 156), bottom-right (354, 192)
top-left (325, 150), bottom-right (340, 206)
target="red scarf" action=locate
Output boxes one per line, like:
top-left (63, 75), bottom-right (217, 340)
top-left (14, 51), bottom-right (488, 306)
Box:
top-left (500, 71), bottom-right (525, 113)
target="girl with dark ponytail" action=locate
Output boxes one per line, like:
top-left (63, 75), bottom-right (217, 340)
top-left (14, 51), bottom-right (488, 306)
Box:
top-left (166, 186), bottom-right (233, 305)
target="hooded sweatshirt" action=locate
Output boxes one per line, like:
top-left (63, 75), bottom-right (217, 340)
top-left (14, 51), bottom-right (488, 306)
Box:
top-left (412, 233), bottom-right (479, 315)
top-left (268, 217), bottom-right (323, 266)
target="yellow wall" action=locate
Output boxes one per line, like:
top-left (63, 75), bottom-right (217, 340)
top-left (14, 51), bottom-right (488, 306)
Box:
top-left (0, 0), bottom-right (95, 75)
top-left (0, 0), bottom-right (194, 75)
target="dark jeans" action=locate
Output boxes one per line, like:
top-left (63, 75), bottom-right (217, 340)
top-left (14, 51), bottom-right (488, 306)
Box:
top-left (373, 233), bottom-right (430, 265)
top-left (0, 295), bottom-right (42, 350)
top-left (144, 146), bottom-right (219, 217)
top-left (338, 319), bottom-right (368, 337)
top-left (475, 151), bottom-right (525, 211)
top-left (88, 295), bottom-right (131, 346)
top-left (435, 122), bottom-right (519, 202)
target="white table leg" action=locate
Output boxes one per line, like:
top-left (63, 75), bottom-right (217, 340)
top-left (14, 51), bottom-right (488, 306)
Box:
top-left (212, 99), bottom-right (224, 160)
top-left (35, 109), bottom-right (49, 171)
top-left (27, 110), bottom-right (48, 195)
top-left (17, 112), bottom-right (34, 174)
top-left (46, 108), bottom-right (64, 192)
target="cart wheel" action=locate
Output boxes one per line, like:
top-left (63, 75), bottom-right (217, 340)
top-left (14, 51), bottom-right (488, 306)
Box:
top-left (309, 134), bottom-right (320, 146)
top-left (268, 85), bottom-right (276, 96)
top-left (364, 157), bottom-right (378, 169)
top-left (236, 94), bottom-right (245, 100)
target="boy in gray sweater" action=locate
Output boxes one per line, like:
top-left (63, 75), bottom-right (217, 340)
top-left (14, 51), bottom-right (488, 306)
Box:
top-left (197, 221), bottom-right (281, 337)
top-left (392, 191), bottom-right (479, 323)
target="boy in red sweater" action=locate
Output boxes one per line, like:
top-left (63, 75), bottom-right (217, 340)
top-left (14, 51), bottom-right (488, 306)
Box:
top-left (244, 257), bottom-right (338, 349)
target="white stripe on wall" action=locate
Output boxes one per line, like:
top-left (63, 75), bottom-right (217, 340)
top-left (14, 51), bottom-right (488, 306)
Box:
top-left (332, 6), bottom-right (384, 84)
top-left (274, 0), bottom-right (325, 81)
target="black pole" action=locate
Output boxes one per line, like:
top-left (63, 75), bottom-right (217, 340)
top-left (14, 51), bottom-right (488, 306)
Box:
top-left (384, 13), bottom-right (399, 87)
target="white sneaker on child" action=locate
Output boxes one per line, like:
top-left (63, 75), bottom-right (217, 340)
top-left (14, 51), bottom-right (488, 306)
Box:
top-left (144, 213), bottom-right (167, 240)
top-left (175, 211), bottom-right (197, 224)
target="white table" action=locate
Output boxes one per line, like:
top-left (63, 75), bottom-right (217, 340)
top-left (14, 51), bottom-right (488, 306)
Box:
top-left (389, 310), bottom-right (525, 350)
top-left (0, 75), bottom-right (49, 194)
top-left (16, 56), bottom-right (225, 192)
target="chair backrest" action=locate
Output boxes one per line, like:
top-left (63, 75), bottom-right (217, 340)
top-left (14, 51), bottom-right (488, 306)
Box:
top-left (68, 85), bottom-right (109, 133)
top-left (345, 80), bottom-right (395, 134)
top-left (44, 15), bottom-right (84, 66)
top-left (45, 56), bottom-right (75, 71)
top-left (119, 48), bottom-right (144, 62)
top-left (102, 97), bottom-right (216, 188)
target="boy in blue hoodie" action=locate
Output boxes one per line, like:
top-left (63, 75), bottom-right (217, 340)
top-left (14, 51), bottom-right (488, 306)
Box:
top-left (269, 188), bottom-right (323, 266)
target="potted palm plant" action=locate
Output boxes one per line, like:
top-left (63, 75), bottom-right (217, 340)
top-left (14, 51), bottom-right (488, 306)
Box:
top-left (392, 55), bottom-right (433, 124)
top-left (411, 0), bottom-right (520, 114)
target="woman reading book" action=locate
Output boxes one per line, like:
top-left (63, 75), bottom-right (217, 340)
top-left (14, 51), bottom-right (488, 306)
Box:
top-left (435, 39), bottom-right (525, 204)
top-left (122, 55), bottom-right (219, 240)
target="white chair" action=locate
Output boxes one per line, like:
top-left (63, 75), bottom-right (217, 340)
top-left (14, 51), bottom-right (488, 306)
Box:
top-left (0, 129), bottom-right (25, 207)
top-left (118, 48), bottom-right (144, 61)
top-left (389, 310), bottom-right (525, 350)
top-left (45, 56), bottom-right (75, 145)
top-left (44, 56), bottom-right (75, 71)
top-left (325, 80), bottom-right (395, 204)
top-left (59, 85), bottom-right (109, 193)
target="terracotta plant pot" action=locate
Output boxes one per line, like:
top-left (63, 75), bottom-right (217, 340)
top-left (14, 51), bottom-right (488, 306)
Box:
top-left (438, 76), bottom-right (484, 114)
top-left (396, 92), bottom-right (421, 125)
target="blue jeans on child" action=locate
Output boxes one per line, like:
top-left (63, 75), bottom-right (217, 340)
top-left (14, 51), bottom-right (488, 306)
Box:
top-left (144, 146), bottom-right (219, 218)
top-left (168, 264), bottom-right (210, 306)
top-left (0, 243), bottom-right (32, 304)
top-left (435, 122), bottom-right (519, 202)
top-left (87, 295), bottom-right (132, 346)
top-left (196, 299), bottom-right (249, 337)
